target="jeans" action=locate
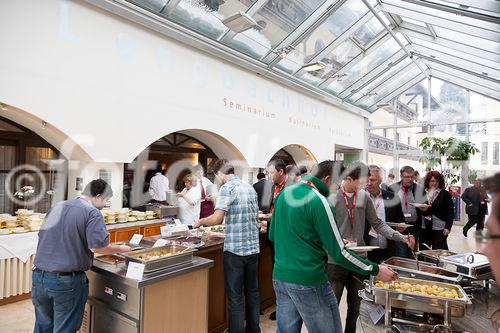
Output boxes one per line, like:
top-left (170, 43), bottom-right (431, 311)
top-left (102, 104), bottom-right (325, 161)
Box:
top-left (394, 225), bottom-right (417, 258)
top-left (273, 279), bottom-right (342, 333)
top-left (328, 264), bottom-right (367, 333)
top-left (223, 251), bottom-right (260, 333)
top-left (420, 229), bottom-right (448, 250)
top-left (32, 270), bottom-right (88, 333)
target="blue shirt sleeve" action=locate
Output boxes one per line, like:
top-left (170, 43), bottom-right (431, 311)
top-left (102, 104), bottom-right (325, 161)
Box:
top-left (86, 209), bottom-right (109, 249)
top-left (215, 184), bottom-right (234, 212)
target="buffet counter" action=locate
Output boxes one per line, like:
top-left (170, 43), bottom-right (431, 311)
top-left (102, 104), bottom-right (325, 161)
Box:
top-left (143, 229), bottom-right (275, 333)
top-left (85, 255), bottom-right (213, 333)
top-left (357, 283), bottom-right (500, 333)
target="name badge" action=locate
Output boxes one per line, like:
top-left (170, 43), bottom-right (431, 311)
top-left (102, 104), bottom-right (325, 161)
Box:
top-left (404, 213), bottom-right (412, 218)
top-left (126, 262), bottom-right (145, 280)
top-left (129, 234), bottom-right (143, 245)
top-left (368, 227), bottom-right (378, 239)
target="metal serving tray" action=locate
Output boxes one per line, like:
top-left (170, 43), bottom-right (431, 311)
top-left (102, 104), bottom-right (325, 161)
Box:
top-left (416, 250), bottom-right (457, 265)
top-left (440, 253), bottom-right (492, 280)
top-left (382, 257), bottom-right (465, 285)
top-left (368, 276), bottom-right (471, 318)
top-left (95, 254), bottom-right (125, 265)
top-left (121, 245), bottom-right (196, 273)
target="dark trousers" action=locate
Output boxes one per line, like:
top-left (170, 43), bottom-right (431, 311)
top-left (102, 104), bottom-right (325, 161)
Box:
top-left (223, 251), bottom-right (261, 333)
top-left (464, 214), bottom-right (485, 233)
top-left (32, 270), bottom-right (88, 333)
top-left (327, 264), bottom-right (367, 333)
top-left (420, 229), bottom-right (448, 250)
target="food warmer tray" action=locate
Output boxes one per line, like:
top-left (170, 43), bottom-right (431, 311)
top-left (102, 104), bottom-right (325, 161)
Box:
top-left (440, 252), bottom-right (493, 280)
top-left (121, 245), bottom-right (196, 273)
top-left (416, 250), bottom-right (457, 265)
top-left (366, 276), bottom-right (471, 325)
top-left (95, 254), bottom-right (125, 265)
top-left (382, 257), bottom-right (466, 285)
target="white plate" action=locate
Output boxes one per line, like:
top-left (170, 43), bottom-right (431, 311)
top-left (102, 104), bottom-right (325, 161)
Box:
top-left (347, 246), bottom-right (380, 252)
top-left (386, 222), bottom-right (413, 229)
top-left (410, 203), bottom-right (429, 208)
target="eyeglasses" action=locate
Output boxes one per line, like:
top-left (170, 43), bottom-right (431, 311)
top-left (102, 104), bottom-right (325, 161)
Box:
top-left (475, 230), bottom-right (500, 243)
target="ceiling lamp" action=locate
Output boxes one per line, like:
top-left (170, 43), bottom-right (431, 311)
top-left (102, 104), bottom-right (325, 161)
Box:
top-left (301, 61), bottom-right (326, 72)
top-left (222, 12), bottom-right (259, 33)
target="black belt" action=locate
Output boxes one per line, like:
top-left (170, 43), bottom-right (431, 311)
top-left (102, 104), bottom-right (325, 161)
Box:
top-left (34, 268), bottom-right (84, 276)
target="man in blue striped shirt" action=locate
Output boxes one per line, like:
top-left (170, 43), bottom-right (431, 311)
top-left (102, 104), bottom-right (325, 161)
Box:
top-left (195, 159), bottom-right (260, 333)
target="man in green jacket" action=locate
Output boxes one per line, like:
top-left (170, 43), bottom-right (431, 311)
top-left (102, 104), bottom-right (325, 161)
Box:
top-left (269, 160), bottom-right (397, 333)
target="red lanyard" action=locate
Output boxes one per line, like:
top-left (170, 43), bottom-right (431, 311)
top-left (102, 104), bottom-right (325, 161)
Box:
top-left (374, 196), bottom-right (383, 210)
top-left (428, 191), bottom-right (437, 206)
top-left (403, 187), bottom-right (409, 211)
top-left (300, 180), bottom-right (318, 191)
top-left (342, 190), bottom-right (357, 227)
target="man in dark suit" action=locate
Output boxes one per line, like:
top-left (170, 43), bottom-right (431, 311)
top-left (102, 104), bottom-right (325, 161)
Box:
top-left (365, 165), bottom-right (407, 263)
top-left (462, 179), bottom-right (488, 237)
top-left (253, 172), bottom-right (273, 213)
top-left (388, 166), bottom-right (428, 258)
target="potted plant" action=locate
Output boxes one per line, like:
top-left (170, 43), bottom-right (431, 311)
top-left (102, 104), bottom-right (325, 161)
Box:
top-left (419, 137), bottom-right (479, 185)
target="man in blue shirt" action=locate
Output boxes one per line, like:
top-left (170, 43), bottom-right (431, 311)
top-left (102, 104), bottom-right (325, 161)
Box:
top-left (32, 179), bottom-right (131, 333)
top-left (195, 159), bottom-right (260, 333)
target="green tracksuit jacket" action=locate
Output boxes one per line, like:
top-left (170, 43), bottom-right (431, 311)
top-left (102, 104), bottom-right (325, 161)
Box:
top-left (269, 175), bottom-right (379, 285)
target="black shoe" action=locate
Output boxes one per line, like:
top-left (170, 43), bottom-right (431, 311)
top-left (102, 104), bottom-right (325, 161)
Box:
top-left (463, 228), bottom-right (468, 237)
top-left (269, 311), bottom-right (276, 321)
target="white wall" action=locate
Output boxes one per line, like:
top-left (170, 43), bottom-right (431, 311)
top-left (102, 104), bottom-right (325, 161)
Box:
top-left (0, 0), bottom-right (365, 168)
top-left (67, 161), bottom-right (124, 209)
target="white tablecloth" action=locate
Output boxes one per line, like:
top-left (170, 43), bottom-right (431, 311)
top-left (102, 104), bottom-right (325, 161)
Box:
top-left (0, 232), bottom-right (38, 262)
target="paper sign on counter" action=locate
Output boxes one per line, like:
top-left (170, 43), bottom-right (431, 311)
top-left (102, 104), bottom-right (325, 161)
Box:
top-left (171, 224), bottom-right (189, 233)
top-left (153, 239), bottom-right (168, 248)
top-left (126, 262), bottom-right (145, 280)
top-left (369, 305), bottom-right (385, 324)
top-left (174, 218), bottom-right (182, 226)
top-left (160, 225), bottom-right (172, 237)
top-left (129, 234), bottom-right (143, 245)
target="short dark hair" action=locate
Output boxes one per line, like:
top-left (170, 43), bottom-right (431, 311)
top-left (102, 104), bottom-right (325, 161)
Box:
top-left (212, 159), bottom-right (234, 175)
top-left (268, 159), bottom-right (286, 173)
top-left (286, 165), bottom-right (299, 177)
top-left (82, 179), bottom-right (113, 198)
top-left (299, 165), bottom-right (308, 175)
top-left (341, 162), bottom-right (369, 181)
top-left (424, 170), bottom-right (446, 189)
top-left (388, 173), bottom-right (395, 179)
top-left (400, 165), bottom-right (415, 175)
top-left (257, 172), bottom-right (266, 180)
top-left (311, 160), bottom-right (334, 180)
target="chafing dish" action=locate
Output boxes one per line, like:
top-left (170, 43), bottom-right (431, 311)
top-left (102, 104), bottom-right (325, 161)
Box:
top-left (382, 257), bottom-right (466, 285)
top-left (121, 245), bottom-right (196, 273)
top-left (366, 276), bottom-right (472, 327)
top-left (416, 250), bottom-right (457, 265)
top-left (440, 252), bottom-right (493, 280)
top-left (95, 254), bottom-right (125, 265)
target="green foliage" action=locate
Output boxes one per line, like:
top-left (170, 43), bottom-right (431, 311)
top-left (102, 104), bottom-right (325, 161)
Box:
top-left (418, 137), bottom-right (479, 185)
top-left (468, 170), bottom-right (478, 184)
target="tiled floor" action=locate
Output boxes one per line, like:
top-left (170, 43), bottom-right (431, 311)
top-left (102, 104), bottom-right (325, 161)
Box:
top-left (0, 226), bottom-right (481, 333)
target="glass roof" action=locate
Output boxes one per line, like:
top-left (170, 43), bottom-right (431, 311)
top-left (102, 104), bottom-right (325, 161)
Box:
top-left (124, 0), bottom-right (500, 113)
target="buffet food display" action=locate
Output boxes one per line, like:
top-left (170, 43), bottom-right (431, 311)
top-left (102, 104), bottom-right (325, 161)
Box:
top-left (101, 208), bottom-right (158, 224)
top-left (0, 209), bottom-right (45, 234)
top-left (122, 245), bottom-right (196, 272)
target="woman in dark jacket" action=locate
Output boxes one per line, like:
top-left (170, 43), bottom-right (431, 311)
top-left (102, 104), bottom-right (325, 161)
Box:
top-left (420, 171), bottom-right (454, 250)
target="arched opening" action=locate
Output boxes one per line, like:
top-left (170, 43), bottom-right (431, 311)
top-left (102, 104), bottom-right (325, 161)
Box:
top-left (268, 144), bottom-right (317, 168)
top-left (0, 116), bottom-right (68, 215)
top-left (123, 129), bottom-right (247, 208)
